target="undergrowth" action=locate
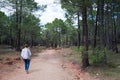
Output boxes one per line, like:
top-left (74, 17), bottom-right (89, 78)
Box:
top-left (70, 46), bottom-right (120, 79)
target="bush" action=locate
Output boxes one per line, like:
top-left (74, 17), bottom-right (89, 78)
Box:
top-left (107, 62), bottom-right (117, 68)
top-left (71, 46), bottom-right (83, 53)
top-left (88, 47), bottom-right (107, 66)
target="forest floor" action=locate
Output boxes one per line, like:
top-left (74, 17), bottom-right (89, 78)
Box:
top-left (0, 45), bottom-right (120, 80)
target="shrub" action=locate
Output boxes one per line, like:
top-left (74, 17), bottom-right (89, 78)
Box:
top-left (88, 47), bottom-right (107, 66)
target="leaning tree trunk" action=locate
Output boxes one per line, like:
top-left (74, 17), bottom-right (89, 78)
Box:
top-left (81, 1), bottom-right (89, 68)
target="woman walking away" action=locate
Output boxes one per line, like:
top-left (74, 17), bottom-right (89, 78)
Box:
top-left (21, 44), bottom-right (31, 74)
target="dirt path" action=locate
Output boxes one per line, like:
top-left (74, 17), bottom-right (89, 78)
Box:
top-left (2, 49), bottom-right (75, 80)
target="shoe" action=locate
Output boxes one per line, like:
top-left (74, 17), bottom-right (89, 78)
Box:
top-left (26, 71), bottom-right (29, 74)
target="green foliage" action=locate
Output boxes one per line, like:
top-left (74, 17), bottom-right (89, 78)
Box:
top-left (71, 46), bottom-right (83, 52)
top-left (21, 14), bottom-right (41, 44)
top-left (107, 62), bottom-right (117, 68)
top-left (88, 47), bottom-right (107, 66)
top-left (0, 11), bottom-right (9, 44)
top-left (0, 0), bottom-right (46, 47)
top-left (41, 18), bottom-right (78, 47)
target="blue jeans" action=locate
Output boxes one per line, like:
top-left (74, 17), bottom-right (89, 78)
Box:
top-left (23, 59), bottom-right (30, 71)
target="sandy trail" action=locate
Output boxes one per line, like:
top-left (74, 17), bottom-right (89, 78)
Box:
top-left (2, 49), bottom-right (75, 80)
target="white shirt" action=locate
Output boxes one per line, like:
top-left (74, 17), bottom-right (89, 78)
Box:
top-left (21, 48), bottom-right (31, 59)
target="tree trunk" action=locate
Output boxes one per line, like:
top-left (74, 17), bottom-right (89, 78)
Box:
top-left (99, 0), bottom-right (105, 47)
top-left (77, 12), bottom-right (81, 47)
top-left (9, 24), bottom-right (12, 46)
top-left (0, 30), bottom-right (1, 44)
top-left (31, 35), bottom-right (34, 47)
top-left (16, 0), bottom-right (23, 51)
top-left (15, 0), bottom-right (20, 51)
top-left (93, 1), bottom-right (99, 48)
top-left (105, 2), bottom-right (111, 49)
top-left (89, 5), bottom-right (95, 47)
top-left (97, 0), bottom-right (107, 63)
top-left (108, 3), bottom-right (114, 50)
top-left (94, 0), bottom-right (105, 48)
top-left (112, 1), bottom-right (118, 53)
top-left (81, 1), bottom-right (89, 68)
top-left (58, 28), bottom-right (61, 47)
top-left (113, 18), bottom-right (118, 53)
top-left (46, 31), bottom-right (49, 48)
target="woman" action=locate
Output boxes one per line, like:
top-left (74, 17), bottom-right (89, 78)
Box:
top-left (21, 44), bottom-right (31, 74)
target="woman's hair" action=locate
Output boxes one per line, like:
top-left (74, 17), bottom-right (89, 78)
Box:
top-left (24, 44), bottom-right (28, 48)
